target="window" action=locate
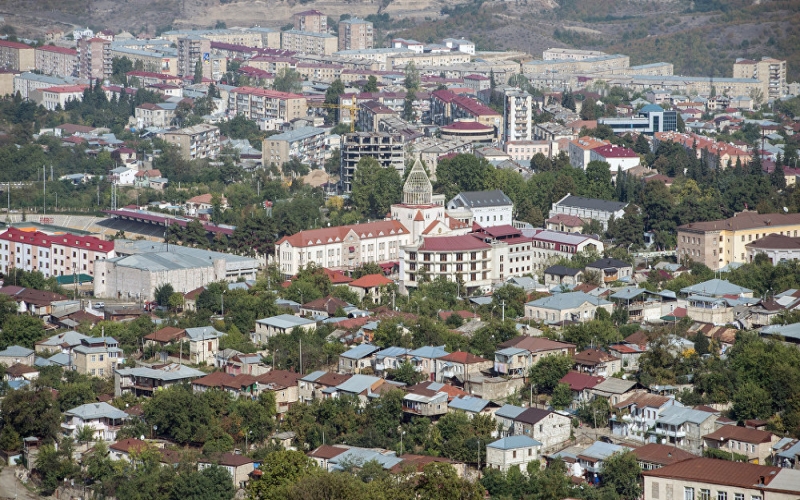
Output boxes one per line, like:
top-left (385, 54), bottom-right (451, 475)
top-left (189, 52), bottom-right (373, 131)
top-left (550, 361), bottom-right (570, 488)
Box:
top-left (717, 493), bottom-right (727, 500)
top-left (734, 494), bottom-right (744, 500)
top-left (700, 489), bottom-right (710, 500)
top-left (512, 450), bottom-right (517, 458)
top-left (685, 488), bottom-right (695, 500)
top-left (652, 482), bottom-right (660, 499)
top-left (99, 355), bottom-right (104, 361)
top-left (751, 496), bottom-right (761, 500)
top-left (90, 355), bottom-right (96, 362)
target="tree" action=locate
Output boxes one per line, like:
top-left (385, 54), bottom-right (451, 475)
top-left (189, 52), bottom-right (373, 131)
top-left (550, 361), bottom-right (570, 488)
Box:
top-left (247, 450), bottom-right (319, 500)
top-left (435, 154), bottom-right (492, 201)
top-left (416, 462), bottom-right (483, 500)
top-left (578, 397), bottom-right (610, 427)
top-left (0, 314), bottom-right (45, 349)
top-left (601, 451), bottom-right (642, 500)
top-left (404, 61), bottom-right (420, 92)
top-left (350, 156), bottom-right (402, 219)
top-left (273, 68), bottom-right (303, 93)
top-left (771, 163), bottom-right (787, 189)
top-left (732, 380), bottom-right (772, 422)
top-left (387, 361), bottom-right (425, 386)
top-left (154, 283), bottom-right (175, 307)
top-left (363, 75), bottom-right (379, 93)
top-left (170, 465), bottom-right (234, 500)
top-left (551, 382), bottom-right (573, 410)
top-left (194, 60), bottom-right (204, 84)
top-left (529, 355), bottom-right (573, 394)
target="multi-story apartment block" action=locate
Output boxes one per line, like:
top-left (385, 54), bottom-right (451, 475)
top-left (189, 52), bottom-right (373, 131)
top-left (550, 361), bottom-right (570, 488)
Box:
top-left (340, 132), bottom-right (405, 192)
top-left (34, 45), bottom-right (77, 77)
top-left (37, 85), bottom-right (88, 110)
top-left (0, 227), bottom-right (114, 278)
top-left (590, 144), bottom-right (640, 172)
top-left (542, 48), bottom-right (608, 61)
top-left (549, 193), bottom-right (627, 231)
top-left (503, 89), bottom-right (533, 143)
top-left (275, 220), bottom-right (410, 277)
top-left (177, 36), bottom-right (212, 79)
top-left (524, 54), bottom-right (629, 78)
top-left (227, 86), bottom-right (307, 123)
top-left (110, 45), bottom-right (178, 75)
top-left (164, 124), bottom-right (220, 161)
top-left (463, 74), bottom-right (490, 93)
top-left (443, 38), bottom-right (475, 55)
top-left (357, 100), bottom-right (396, 132)
top-left (296, 62), bottom-right (343, 82)
top-left (568, 136), bottom-right (610, 170)
top-left (293, 10), bottom-right (328, 33)
top-left (533, 122), bottom-right (576, 142)
top-left (76, 37), bottom-right (112, 81)
top-left (281, 30), bottom-right (338, 56)
top-left (527, 229), bottom-right (605, 272)
top-left (13, 72), bottom-right (67, 100)
top-left (677, 212), bottom-right (800, 270)
top-left (653, 131), bottom-right (751, 170)
top-left (263, 126), bottom-right (328, 168)
top-left (161, 27), bottom-right (280, 49)
top-left (338, 18), bottom-right (373, 51)
top-left (135, 102), bottom-right (177, 128)
top-left (73, 337), bottom-right (123, 378)
top-left (402, 234), bottom-right (493, 293)
top-left (733, 56), bottom-right (787, 100)
top-left (0, 39), bottom-right (35, 72)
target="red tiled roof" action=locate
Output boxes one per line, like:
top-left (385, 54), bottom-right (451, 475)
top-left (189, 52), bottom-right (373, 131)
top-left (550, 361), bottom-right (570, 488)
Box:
top-left (417, 234), bottom-right (490, 252)
top-left (613, 392), bottom-right (672, 410)
top-left (574, 348), bottom-right (619, 365)
top-left (451, 95), bottom-right (500, 117)
top-left (546, 214), bottom-right (585, 227)
top-left (277, 220), bottom-right (407, 249)
top-left (144, 326), bottom-right (186, 343)
top-left (499, 336), bottom-right (575, 353)
top-left (309, 445), bottom-right (348, 459)
top-left (36, 45), bottom-right (77, 55)
top-left (232, 86), bottom-right (303, 99)
top-left (560, 371), bottom-right (604, 391)
top-left (441, 121), bottom-right (492, 131)
top-left (0, 39), bottom-right (32, 49)
top-left (641, 458), bottom-right (781, 489)
top-left (592, 144), bottom-right (639, 158)
top-left (349, 274), bottom-right (392, 288)
top-left (703, 425), bottom-right (775, 444)
top-left (632, 443), bottom-right (695, 467)
top-left (438, 350), bottom-right (488, 364)
top-left (198, 452), bottom-right (254, 467)
top-left (110, 438), bottom-right (148, 454)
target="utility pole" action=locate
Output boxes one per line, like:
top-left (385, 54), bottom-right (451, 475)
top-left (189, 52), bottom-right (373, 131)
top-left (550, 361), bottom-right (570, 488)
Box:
top-left (43, 165), bottom-right (46, 216)
top-left (501, 300), bottom-right (505, 322)
top-left (299, 338), bottom-right (302, 375)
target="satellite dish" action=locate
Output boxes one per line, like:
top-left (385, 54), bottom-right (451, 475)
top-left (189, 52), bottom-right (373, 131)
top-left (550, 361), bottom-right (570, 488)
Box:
top-left (140, 435), bottom-right (145, 440)
top-left (784, 207), bottom-right (789, 213)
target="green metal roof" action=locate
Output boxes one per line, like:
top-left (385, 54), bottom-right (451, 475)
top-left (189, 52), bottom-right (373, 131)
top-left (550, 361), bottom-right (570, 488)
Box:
top-left (56, 273), bottom-right (94, 285)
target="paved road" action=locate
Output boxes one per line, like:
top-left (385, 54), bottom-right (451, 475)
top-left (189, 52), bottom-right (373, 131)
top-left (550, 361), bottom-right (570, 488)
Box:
top-left (0, 466), bottom-right (40, 500)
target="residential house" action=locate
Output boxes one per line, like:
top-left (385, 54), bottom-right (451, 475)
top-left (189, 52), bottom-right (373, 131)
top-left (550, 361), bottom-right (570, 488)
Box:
top-left (435, 351), bottom-right (492, 383)
top-left (198, 453), bottom-right (255, 489)
top-left (495, 405), bottom-right (527, 437)
top-left (191, 371), bottom-right (258, 398)
top-left (543, 265), bottom-right (584, 288)
top-left (331, 374), bottom-right (388, 405)
top-left (653, 406), bottom-right (719, 454)
top-left (143, 326), bottom-right (186, 349)
top-left (573, 349), bottom-right (622, 377)
top-left (486, 436), bottom-right (543, 472)
top-left (559, 371), bottom-right (604, 410)
top-left (73, 337), bottom-right (123, 378)
top-left (590, 144), bottom-right (640, 173)
top-left (607, 343), bottom-right (645, 371)
top-left (577, 441), bottom-right (628, 476)
top-left (298, 371), bottom-right (353, 403)
top-left (590, 377), bottom-right (640, 406)
top-left (448, 395), bottom-right (498, 419)
top-left (114, 364), bottom-right (205, 397)
top-left (181, 326), bottom-right (223, 364)
top-left (256, 370), bottom-right (302, 417)
top-left (610, 287), bottom-right (675, 323)
top-left (253, 314), bottom-right (316, 344)
top-left (347, 274), bottom-right (393, 303)
top-left (642, 458), bottom-right (800, 500)
top-left (301, 296), bottom-right (349, 318)
top-left (403, 345), bottom-right (449, 382)
top-left (703, 425), bottom-right (779, 465)
top-left (545, 214), bottom-right (585, 233)
top-left (445, 190), bottom-right (514, 228)
top-left (0, 346), bottom-right (35, 367)
top-left (611, 393), bottom-right (683, 442)
top-left (549, 194), bottom-right (627, 231)
top-left (631, 443), bottom-right (695, 470)
top-left (373, 346), bottom-right (411, 377)
top-left (108, 438), bottom-right (150, 462)
top-left (62, 402), bottom-right (128, 441)
top-left (494, 337), bottom-right (576, 377)
top-left (403, 383), bottom-right (450, 417)
top-left (512, 407), bottom-right (572, 451)
top-left (308, 445), bottom-right (348, 470)
top-left (338, 343), bottom-right (380, 374)
top-left (585, 258), bottom-right (634, 284)
top-left (524, 292), bottom-right (614, 324)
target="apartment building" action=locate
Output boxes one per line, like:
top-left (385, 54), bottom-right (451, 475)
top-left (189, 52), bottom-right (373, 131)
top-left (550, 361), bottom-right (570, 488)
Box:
top-left (590, 144), bottom-right (640, 172)
top-left (296, 62), bottom-right (343, 82)
top-left (0, 227), bottom-right (114, 278)
top-left (110, 45), bottom-right (177, 75)
top-left (340, 132), bottom-right (405, 192)
top-left (134, 102), bottom-right (176, 128)
top-left (161, 27), bottom-right (280, 49)
top-left (542, 48), bottom-right (608, 61)
top-left (505, 140), bottom-right (554, 163)
top-left (262, 126), bottom-right (328, 168)
top-left (527, 229), bottom-right (605, 272)
top-left (38, 85), bottom-right (88, 110)
top-left (443, 38), bottom-right (475, 55)
top-left (13, 72), bottom-right (68, 100)
top-left (34, 45), bottom-right (77, 77)
top-left (177, 36), bottom-right (211, 79)
top-left (293, 9), bottom-right (327, 33)
top-left (402, 234), bottom-right (493, 292)
top-left (503, 89), bottom-right (533, 143)
top-left (568, 136), bottom-right (610, 169)
top-left (275, 220), bottom-right (410, 277)
top-left (677, 212), bottom-right (800, 270)
top-left (338, 18), bottom-right (373, 51)
top-left (533, 122), bottom-right (576, 142)
top-left (227, 86), bottom-right (307, 122)
top-left (0, 39), bottom-right (35, 71)
top-left (281, 30), bottom-right (338, 56)
top-left (430, 89), bottom-right (502, 137)
top-left (524, 54), bottom-right (630, 78)
top-left (76, 37), bottom-right (112, 80)
top-left (599, 104), bottom-right (678, 136)
top-left (163, 124), bottom-right (220, 160)
top-left (357, 100), bottom-right (396, 132)
top-left (733, 56), bottom-right (787, 99)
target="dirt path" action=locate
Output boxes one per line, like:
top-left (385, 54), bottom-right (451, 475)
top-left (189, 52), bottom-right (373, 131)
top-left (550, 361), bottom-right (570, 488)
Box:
top-left (0, 466), bottom-right (41, 500)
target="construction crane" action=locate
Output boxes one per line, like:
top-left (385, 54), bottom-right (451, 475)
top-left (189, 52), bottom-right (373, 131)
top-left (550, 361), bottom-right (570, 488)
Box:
top-left (307, 102), bottom-right (359, 132)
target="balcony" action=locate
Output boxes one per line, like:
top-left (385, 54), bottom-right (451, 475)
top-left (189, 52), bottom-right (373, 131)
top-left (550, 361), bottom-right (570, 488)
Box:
top-left (653, 425), bottom-right (686, 438)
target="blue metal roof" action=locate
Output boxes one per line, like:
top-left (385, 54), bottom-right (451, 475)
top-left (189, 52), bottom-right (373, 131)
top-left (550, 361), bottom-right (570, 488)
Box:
top-left (256, 314), bottom-right (316, 329)
top-left (375, 346), bottom-right (410, 359)
top-left (336, 374), bottom-right (381, 394)
top-left (680, 279), bottom-right (752, 297)
top-left (0, 345), bottom-right (34, 357)
top-left (579, 441), bottom-right (626, 460)
top-left (525, 291), bottom-right (611, 311)
top-left (340, 343), bottom-right (380, 360)
top-left (495, 404), bottom-right (527, 420)
top-left (448, 396), bottom-right (490, 413)
top-left (488, 435), bottom-right (542, 450)
top-left (407, 345), bottom-right (449, 359)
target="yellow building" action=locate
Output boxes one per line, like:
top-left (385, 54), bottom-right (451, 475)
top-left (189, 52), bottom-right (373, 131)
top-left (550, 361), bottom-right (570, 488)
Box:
top-left (677, 212), bottom-right (800, 270)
